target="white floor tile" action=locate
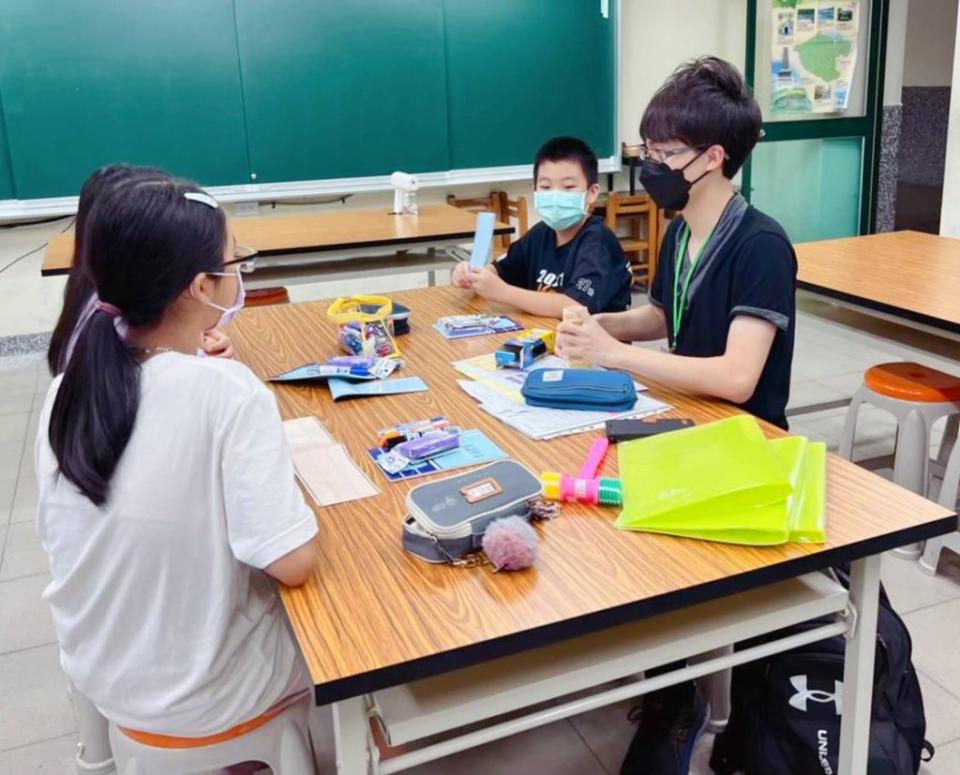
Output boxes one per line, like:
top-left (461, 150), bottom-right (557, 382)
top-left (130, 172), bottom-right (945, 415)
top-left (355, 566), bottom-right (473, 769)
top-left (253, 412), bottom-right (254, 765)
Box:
top-left (0, 573), bottom-right (55, 654)
top-left (401, 718), bottom-right (606, 775)
top-left (0, 643), bottom-right (75, 751)
top-left (10, 476), bottom-right (36, 524)
top-left (0, 733), bottom-right (79, 775)
top-left (904, 599), bottom-right (960, 699)
top-left (921, 737), bottom-right (960, 774)
top-left (0, 521), bottom-right (48, 581)
top-left (567, 698), bottom-right (634, 774)
top-left (787, 380), bottom-right (847, 413)
top-left (0, 388), bottom-right (35, 418)
top-left (918, 671), bottom-right (960, 747)
top-left (817, 371), bottom-right (870, 396)
top-left (17, 441), bottom-right (34, 481)
top-left (0, 414), bottom-right (28, 446)
top-left (792, 343), bottom-right (865, 381)
top-left (0, 370), bottom-right (37, 394)
top-left (881, 553), bottom-right (960, 615)
top-left (0, 479), bottom-right (14, 521)
top-left (0, 442), bottom-right (23, 485)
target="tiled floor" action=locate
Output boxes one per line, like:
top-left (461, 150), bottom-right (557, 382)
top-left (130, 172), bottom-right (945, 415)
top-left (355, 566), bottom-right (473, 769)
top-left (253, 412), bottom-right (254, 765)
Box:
top-left (3, 234), bottom-right (960, 771)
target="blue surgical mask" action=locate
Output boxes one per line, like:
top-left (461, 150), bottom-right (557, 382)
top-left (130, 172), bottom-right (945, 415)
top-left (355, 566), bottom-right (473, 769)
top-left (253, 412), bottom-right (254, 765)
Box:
top-left (534, 190), bottom-right (587, 231)
top-left (205, 269), bottom-right (246, 327)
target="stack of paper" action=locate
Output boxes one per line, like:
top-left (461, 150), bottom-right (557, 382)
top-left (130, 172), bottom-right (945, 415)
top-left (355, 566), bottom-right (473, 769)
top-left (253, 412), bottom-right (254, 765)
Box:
top-left (451, 354), bottom-right (670, 440)
top-left (282, 417), bottom-right (379, 505)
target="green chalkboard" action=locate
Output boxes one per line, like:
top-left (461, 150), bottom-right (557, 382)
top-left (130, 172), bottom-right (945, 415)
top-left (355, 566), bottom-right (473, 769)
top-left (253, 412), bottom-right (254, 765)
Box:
top-left (442, 0), bottom-right (616, 170)
top-left (234, 0), bottom-right (451, 183)
top-left (0, 0), bottom-right (250, 199)
top-left (0, 1), bottom-right (617, 201)
top-left (0, 86), bottom-right (14, 200)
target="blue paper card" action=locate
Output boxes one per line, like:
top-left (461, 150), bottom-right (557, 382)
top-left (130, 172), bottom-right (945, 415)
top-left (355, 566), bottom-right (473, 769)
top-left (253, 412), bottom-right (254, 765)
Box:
top-left (368, 429), bottom-right (507, 481)
top-left (328, 376), bottom-right (428, 402)
top-left (432, 315), bottom-right (523, 340)
top-left (469, 211), bottom-right (496, 268)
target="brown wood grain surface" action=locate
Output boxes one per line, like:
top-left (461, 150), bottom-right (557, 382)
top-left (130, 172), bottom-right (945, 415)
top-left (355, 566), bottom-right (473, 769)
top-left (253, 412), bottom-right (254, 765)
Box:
top-left (796, 230), bottom-right (960, 328)
top-left (41, 204), bottom-right (512, 275)
top-left (228, 286), bottom-right (956, 700)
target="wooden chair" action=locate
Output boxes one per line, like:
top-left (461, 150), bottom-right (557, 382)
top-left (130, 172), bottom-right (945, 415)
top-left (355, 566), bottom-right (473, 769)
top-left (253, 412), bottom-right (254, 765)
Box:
top-left (446, 193), bottom-right (502, 261)
top-left (446, 193), bottom-right (500, 218)
top-left (496, 192), bottom-right (529, 255)
top-left (604, 192), bottom-right (659, 290)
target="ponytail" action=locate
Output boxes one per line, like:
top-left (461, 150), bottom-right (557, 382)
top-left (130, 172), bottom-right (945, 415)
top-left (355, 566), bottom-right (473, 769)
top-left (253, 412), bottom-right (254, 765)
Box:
top-left (48, 306), bottom-right (139, 506)
top-left (48, 174), bottom-right (226, 505)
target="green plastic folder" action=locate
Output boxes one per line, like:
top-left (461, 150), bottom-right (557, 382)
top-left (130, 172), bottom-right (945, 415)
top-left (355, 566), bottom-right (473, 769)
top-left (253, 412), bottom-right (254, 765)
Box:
top-left (770, 436), bottom-right (827, 544)
top-left (616, 417), bottom-right (827, 545)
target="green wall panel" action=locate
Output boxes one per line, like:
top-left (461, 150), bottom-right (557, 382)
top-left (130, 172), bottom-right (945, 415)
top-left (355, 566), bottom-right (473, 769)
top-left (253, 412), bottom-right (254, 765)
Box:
top-left (234, 0), bottom-right (450, 183)
top-left (442, 0), bottom-right (616, 170)
top-left (0, 0), bottom-right (250, 198)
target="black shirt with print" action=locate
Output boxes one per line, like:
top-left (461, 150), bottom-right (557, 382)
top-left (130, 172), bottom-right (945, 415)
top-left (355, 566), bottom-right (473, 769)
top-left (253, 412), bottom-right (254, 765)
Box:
top-left (493, 215), bottom-right (632, 313)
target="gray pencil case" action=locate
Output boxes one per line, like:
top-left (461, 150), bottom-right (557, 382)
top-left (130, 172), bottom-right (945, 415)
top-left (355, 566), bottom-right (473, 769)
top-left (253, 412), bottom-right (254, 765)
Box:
top-left (402, 460), bottom-right (541, 565)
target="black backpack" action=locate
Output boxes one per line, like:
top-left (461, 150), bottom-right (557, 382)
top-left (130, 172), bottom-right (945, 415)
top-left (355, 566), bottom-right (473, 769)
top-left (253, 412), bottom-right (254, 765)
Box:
top-left (710, 567), bottom-right (934, 775)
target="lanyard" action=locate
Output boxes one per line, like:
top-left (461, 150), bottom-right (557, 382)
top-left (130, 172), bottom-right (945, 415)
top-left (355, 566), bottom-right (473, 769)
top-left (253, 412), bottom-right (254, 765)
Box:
top-left (670, 224), bottom-right (714, 349)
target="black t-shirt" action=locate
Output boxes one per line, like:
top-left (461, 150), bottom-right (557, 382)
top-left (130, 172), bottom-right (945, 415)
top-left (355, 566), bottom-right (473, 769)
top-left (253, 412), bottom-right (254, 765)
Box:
top-left (494, 215), bottom-right (632, 313)
top-left (650, 206), bottom-right (797, 429)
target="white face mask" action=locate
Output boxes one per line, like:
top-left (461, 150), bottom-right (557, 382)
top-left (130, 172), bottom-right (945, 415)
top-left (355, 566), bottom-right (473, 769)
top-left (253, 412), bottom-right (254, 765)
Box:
top-left (203, 268), bottom-right (246, 326)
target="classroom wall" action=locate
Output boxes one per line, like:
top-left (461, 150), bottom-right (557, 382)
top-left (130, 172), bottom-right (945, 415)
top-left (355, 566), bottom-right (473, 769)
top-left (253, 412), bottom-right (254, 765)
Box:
top-left (937, 1), bottom-right (960, 236)
top-left (618, 0), bottom-right (748, 145)
top-left (901, 0), bottom-right (957, 194)
top-left (884, 0), bottom-right (910, 106)
top-left (903, 0), bottom-right (957, 87)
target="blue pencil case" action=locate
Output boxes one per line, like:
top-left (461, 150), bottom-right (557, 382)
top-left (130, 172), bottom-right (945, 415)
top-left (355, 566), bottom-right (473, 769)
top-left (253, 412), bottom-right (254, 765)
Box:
top-left (521, 368), bottom-right (637, 412)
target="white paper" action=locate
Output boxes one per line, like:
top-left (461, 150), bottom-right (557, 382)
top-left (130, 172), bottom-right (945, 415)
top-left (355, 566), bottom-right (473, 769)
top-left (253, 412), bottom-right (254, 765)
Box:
top-left (282, 416), bottom-right (379, 505)
top-left (457, 380), bottom-right (670, 440)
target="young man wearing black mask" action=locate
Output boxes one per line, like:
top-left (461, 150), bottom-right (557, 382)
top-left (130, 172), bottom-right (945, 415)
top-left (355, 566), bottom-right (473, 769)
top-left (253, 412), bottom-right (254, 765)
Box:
top-left (556, 56), bottom-right (797, 431)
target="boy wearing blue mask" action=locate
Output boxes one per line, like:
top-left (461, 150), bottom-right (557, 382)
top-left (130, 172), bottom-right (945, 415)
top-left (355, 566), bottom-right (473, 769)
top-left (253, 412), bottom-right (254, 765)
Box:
top-left (452, 136), bottom-right (632, 317)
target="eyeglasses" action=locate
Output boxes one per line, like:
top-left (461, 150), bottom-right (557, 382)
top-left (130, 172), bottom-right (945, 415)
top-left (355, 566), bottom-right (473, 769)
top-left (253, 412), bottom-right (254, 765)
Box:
top-left (223, 244), bottom-right (259, 273)
top-left (637, 145), bottom-right (700, 164)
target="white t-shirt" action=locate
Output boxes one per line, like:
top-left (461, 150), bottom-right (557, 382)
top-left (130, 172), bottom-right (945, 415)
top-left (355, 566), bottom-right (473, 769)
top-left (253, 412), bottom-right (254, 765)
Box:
top-left (35, 352), bottom-right (318, 736)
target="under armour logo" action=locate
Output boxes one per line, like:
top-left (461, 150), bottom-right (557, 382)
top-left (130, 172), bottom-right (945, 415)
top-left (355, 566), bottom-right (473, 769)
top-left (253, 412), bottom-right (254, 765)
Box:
top-left (788, 675), bottom-right (843, 715)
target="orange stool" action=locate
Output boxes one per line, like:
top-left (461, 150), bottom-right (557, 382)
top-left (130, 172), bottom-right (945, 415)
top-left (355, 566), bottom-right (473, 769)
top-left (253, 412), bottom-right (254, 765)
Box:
top-left (841, 362), bottom-right (960, 560)
top-left (108, 690), bottom-right (314, 774)
top-left (246, 286), bottom-right (290, 307)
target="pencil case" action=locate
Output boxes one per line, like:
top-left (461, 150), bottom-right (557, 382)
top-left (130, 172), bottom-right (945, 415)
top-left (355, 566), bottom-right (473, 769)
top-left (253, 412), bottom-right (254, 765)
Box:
top-left (401, 460), bottom-right (541, 564)
top-left (521, 368), bottom-right (637, 412)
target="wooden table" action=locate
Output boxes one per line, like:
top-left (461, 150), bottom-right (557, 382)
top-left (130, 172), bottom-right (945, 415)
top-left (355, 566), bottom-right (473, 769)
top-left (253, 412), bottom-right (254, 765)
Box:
top-left (796, 230), bottom-right (960, 336)
top-left (229, 287), bottom-right (955, 774)
top-left (41, 204), bottom-right (513, 286)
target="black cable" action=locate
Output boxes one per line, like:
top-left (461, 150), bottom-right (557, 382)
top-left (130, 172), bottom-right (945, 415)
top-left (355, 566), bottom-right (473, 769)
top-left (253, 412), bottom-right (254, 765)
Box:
top-left (268, 193), bottom-right (353, 208)
top-left (0, 217), bottom-right (76, 276)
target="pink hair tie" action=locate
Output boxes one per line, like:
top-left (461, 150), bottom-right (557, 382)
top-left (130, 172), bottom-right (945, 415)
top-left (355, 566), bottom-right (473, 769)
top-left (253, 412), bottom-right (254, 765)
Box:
top-left (94, 300), bottom-right (122, 319)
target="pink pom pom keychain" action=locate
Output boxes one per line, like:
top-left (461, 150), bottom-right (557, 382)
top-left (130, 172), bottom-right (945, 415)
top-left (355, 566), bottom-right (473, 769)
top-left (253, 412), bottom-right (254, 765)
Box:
top-left (482, 516), bottom-right (539, 571)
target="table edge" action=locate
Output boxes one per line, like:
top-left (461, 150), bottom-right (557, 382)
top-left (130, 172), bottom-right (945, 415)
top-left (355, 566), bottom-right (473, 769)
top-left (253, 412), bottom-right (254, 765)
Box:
top-left (797, 281), bottom-right (960, 334)
top-left (312, 512), bottom-right (957, 705)
top-left (40, 227), bottom-right (516, 275)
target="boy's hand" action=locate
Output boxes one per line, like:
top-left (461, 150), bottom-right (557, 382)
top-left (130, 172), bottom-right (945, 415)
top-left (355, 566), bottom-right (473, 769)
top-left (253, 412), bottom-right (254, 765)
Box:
top-left (451, 261), bottom-right (473, 290)
top-left (556, 315), bottom-right (621, 366)
top-left (467, 266), bottom-right (510, 303)
top-left (201, 327), bottom-right (235, 359)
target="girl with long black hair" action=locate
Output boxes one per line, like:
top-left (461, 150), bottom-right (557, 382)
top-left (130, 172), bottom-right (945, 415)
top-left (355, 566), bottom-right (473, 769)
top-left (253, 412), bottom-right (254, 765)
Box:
top-left (36, 173), bottom-right (317, 737)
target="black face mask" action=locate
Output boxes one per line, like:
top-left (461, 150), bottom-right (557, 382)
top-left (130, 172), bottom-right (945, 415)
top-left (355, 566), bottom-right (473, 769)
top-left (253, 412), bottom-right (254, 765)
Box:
top-left (639, 149), bottom-right (710, 211)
